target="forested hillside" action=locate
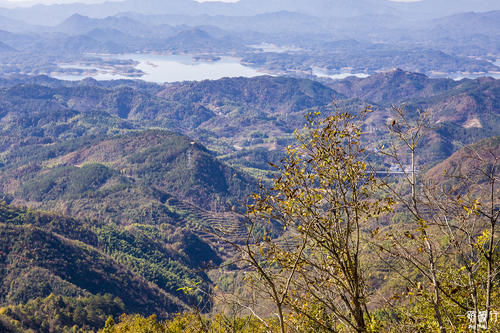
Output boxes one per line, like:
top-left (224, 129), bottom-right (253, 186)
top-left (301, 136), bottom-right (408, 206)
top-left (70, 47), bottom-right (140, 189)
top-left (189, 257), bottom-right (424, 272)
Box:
top-left (0, 201), bottom-right (222, 331)
top-left (0, 73), bottom-right (497, 332)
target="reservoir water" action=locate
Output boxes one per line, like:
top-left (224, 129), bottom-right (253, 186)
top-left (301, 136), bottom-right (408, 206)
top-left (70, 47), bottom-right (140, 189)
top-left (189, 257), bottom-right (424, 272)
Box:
top-left (52, 54), bottom-right (500, 83)
top-left (119, 54), bottom-right (265, 82)
top-left (450, 58), bottom-right (500, 80)
top-left (312, 67), bottom-right (370, 80)
top-left (54, 54), bottom-right (266, 83)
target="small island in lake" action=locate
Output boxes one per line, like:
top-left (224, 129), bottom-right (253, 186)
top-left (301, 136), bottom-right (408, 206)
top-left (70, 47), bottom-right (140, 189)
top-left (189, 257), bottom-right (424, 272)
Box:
top-left (192, 54), bottom-right (221, 63)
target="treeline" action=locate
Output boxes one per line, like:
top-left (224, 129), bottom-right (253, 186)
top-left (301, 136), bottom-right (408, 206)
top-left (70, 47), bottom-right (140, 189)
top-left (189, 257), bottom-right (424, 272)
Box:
top-left (99, 313), bottom-right (275, 333)
top-left (0, 294), bottom-right (124, 333)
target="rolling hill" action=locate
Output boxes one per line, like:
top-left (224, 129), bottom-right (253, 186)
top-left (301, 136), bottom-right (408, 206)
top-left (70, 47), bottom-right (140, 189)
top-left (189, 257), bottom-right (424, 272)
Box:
top-left (0, 73), bottom-right (497, 177)
top-left (7, 130), bottom-right (255, 212)
top-left (425, 135), bottom-right (500, 191)
top-left (0, 201), bottom-right (222, 331)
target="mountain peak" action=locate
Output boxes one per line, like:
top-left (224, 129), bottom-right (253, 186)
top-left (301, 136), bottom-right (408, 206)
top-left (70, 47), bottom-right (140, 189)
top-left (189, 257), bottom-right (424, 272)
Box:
top-left (328, 69), bottom-right (456, 104)
top-left (65, 13), bottom-right (89, 21)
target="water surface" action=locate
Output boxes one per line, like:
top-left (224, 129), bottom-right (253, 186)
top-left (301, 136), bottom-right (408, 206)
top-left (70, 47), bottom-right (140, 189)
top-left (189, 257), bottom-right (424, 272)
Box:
top-left (52, 55), bottom-right (500, 82)
top-left (312, 67), bottom-right (370, 80)
top-left (54, 54), bottom-right (266, 82)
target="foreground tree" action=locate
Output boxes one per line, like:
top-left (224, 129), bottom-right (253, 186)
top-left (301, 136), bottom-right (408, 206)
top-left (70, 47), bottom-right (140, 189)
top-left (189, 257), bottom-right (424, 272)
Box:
top-left (375, 106), bottom-right (499, 332)
top-left (236, 109), bottom-right (393, 332)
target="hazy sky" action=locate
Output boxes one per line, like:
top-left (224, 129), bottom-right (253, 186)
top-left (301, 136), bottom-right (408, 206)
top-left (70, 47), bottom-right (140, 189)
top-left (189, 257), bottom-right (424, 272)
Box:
top-left (3, 0), bottom-right (116, 4)
top-left (2, 0), bottom-right (238, 4)
top-left (4, 0), bottom-right (423, 3)
top-left (2, 0), bottom-right (420, 6)
top-left (3, 0), bottom-right (238, 3)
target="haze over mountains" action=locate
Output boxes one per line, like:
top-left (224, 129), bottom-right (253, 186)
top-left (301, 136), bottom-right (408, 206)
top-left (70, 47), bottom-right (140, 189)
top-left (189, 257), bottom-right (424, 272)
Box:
top-left (1, 0), bottom-right (500, 24)
top-left (0, 3), bottom-right (499, 81)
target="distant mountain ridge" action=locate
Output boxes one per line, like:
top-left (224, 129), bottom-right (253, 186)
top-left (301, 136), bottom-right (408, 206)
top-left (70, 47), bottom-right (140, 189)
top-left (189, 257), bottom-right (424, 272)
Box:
top-left (56, 13), bottom-right (153, 36)
top-left (328, 69), bottom-right (458, 104)
top-left (0, 14), bottom-right (36, 32)
top-left (0, 72), bottom-right (496, 165)
top-left (0, 40), bottom-right (13, 52)
top-left (0, 0), bottom-right (499, 26)
top-left (329, 69), bottom-right (500, 131)
top-left (428, 10), bottom-right (500, 36)
top-left (0, 6), bottom-right (498, 81)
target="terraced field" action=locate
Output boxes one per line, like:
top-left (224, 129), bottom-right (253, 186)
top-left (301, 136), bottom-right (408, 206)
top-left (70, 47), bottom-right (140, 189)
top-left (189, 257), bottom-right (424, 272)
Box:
top-left (164, 197), bottom-right (249, 257)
